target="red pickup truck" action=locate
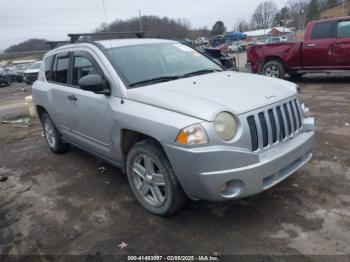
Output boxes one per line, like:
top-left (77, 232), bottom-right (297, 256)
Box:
top-left (247, 17), bottom-right (350, 79)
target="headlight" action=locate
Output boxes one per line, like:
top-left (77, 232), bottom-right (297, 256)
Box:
top-left (176, 124), bottom-right (208, 145)
top-left (214, 112), bottom-right (237, 141)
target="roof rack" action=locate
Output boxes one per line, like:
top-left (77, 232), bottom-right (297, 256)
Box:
top-left (68, 31), bottom-right (145, 43)
top-left (46, 41), bottom-right (70, 50)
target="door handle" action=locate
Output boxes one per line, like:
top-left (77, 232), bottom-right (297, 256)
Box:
top-left (67, 95), bottom-right (77, 101)
top-left (306, 44), bottom-right (316, 47)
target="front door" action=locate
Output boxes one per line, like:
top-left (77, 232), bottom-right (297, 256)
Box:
top-left (67, 51), bottom-right (112, 157)
top-left (302, 21), bottom-right (336, 69)
top-left (332, 20), bottom-right (350, 68)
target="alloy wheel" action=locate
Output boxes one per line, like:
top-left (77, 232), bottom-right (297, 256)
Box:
top-left (265, 65), bottom-right (280, 78)
top-left (44, 118), bottom-right (56, 148)
top-left (132, 154), bottom-right (167, 207)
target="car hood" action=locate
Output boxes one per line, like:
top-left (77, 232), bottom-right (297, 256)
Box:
top-left (24, 69), bottom-right (40, 74)
top-left (127, 72), bottom-right (297, 121)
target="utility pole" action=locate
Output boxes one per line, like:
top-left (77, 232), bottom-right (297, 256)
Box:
top-left (139, 10), bottom-right (143, 32)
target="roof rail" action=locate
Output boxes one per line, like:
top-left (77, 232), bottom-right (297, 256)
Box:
top-left (68, 31), bottom-right (145, 43)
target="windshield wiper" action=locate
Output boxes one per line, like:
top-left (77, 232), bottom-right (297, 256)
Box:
top-left (182, 68), bottom-right (222, 78)
top-left (129, 76), bottom-right (180, 87)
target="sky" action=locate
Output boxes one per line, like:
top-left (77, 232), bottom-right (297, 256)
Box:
top-left (0, 0), bottom-right (288, 51)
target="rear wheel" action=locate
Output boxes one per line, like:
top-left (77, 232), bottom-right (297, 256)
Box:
top-left (41, 113), bottom-right (69, 154)
top-left (262, 60), bottom-right (285, 79)
top-left (126, 140), bottom-right (187, 216)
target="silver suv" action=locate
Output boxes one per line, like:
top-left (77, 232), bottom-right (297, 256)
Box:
top-left (32, 38), bottom-right (315, 216)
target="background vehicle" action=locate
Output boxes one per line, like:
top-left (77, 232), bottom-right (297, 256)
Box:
top-left (4, 68), bottom-right (17, 82)
top-left (24, 61), bottom-right (42, 84)
top-left (0, 69), bottom-right (11, 87)
top-left (227, 42), bottom-right (243, 53)
top-left (14, 63), bottom-right (29, 82)
top-left (247, 17), bottom-right (350, 78)
top-left (202, 47), bottom-right (237, 70)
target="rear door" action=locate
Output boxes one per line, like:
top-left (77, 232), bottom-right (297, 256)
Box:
top-left (66, 51), bottom-right (112, 157)
top-left (302, 21), bottom-right (337, 69)
top-left (332, 20), bottom-right (350, 68)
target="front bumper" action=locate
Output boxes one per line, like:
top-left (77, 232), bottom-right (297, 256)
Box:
top-left (164, 119), bottom-right (315, 201)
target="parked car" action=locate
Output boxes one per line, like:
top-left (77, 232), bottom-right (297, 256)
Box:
top-left (4, 68), bottom-right (17, 82)
top-left (14, 63), bottom-right (30, 82)
top-left (33, 38), bottom-right (315, 216)
top-left (227, 42), bottom-right (242, 53)
top-left (202, 47), bottom-right (237, 70)
top-left (0, 69), bottom-right (11, 87)
top-left (179, 39), bottom-right (194, 46)
top-left (247, 17), bottom-right (350, 78)
top-left (195, 37), bottom-right (209, 46)
top-left (24, 61), bottom-right (42, 84)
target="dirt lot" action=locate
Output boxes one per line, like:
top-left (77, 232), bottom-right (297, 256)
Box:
top-left (0, 75), bottom-right (350, 259)
top-left (0, 83), bottom-right (31, 119)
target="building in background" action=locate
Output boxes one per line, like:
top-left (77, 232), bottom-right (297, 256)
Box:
top-left (244, 27), bottom-right (293, 39)
top-left (321, 1), bottom-right (350, 19)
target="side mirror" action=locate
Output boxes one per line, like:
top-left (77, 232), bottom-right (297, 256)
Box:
top-left (78, 74), bottom-right (110, 95)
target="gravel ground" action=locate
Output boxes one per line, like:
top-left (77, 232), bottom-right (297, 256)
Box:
top-left (0, 74), bottom-right (349, 259)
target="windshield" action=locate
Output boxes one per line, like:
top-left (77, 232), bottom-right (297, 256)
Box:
top-left (107, 43), bottom-right (222, 87)
top-left (29, 63), bottom-right (41, 70)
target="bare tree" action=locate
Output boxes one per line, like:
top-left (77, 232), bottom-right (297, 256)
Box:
top-left (288, 0), bottom-right (309, 29)
top-left (233, 19), bottom-right (251, 32)
top-left (251, 1), bottom-right (278, 29)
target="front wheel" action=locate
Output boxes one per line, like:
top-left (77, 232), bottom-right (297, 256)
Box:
top-left (126, 140), bottom-right (187, 216)
top-left (261, 61), bottom-right (285, 79)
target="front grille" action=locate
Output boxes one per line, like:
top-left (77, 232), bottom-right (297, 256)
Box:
top-left (247, 98), bottom-right (303, 151)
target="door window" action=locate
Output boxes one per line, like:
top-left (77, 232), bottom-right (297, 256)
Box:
top-left (73, 56), bottom-right (101, 86)
top-left (53, 56), bottom-right (69, 84)
top-left (337, 21), bottom-right (350, 38)
top-left (311, 22), bottom-right (336, 40)
top-left (44, 55), bottom-right (54, 81)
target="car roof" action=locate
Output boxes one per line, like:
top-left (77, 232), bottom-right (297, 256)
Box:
top-left (46, 38), bottom-right (179, 57)
top-left (96, 38), bottom-right (177, 48)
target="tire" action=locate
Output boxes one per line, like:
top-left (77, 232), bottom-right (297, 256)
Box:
top-left (41, 113), bottom-right (69, 154)
top-left (261, 60), bottom-right (285, 79)
top-left (126, 140), bottom-right (187, 216)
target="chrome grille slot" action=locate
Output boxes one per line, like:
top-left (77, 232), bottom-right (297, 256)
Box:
top-left (247, 115), bottom-right (259, 152)
top-left (268, 109), bottom-right (277, 143)
top-left (258, 112), bottom-right (268, 147)
top-left (294, 99), bottom-right (302, 129)
top-left (289, 101), bottom-right (297, 132)
top-left (276, 106), bottom-right (286, 140)
top-left (283, 103), bottom-right (292, 135)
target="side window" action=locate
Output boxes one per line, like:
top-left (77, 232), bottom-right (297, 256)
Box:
top-left (53, 56), bottom-right (69, 84)
top-left (44, 55), bottom-right (54, 81)
top-left (73, 56), bottom-right (101, 86)
top-left (337, 21), bottom-right (350, 38)
top-left (311, 22), bottom-right (336, 40)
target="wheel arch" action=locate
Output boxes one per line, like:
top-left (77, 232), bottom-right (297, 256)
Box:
top-left (36, 105), bottom-right (48, 122)
top-left (120, 129), bottom-right (168, 172)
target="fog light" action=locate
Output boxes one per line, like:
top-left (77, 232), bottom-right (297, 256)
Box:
top-left (219, 180), bottom-right (244, 198)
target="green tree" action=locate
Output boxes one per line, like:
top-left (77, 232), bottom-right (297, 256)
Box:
top-left (306, 0), bottom-right (321, 22)
top-left (273, 6), bottom-right (290, 26)
top-left (211, 21), bottom-right (226, 36)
